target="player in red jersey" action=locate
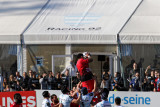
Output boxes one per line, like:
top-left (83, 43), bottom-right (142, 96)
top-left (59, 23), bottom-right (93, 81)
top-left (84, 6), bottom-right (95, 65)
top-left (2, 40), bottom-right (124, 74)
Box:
top-left (76, 52), bottom-right (94, 92)
top-left (11, 93), bottom-right (23, 107)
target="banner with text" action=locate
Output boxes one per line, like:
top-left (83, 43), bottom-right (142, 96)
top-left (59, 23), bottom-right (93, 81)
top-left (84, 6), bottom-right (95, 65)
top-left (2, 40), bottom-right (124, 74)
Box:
top-left (36, 90), bottom-right (160, 107)
top-left (0, 91), bottom-right (36, 107)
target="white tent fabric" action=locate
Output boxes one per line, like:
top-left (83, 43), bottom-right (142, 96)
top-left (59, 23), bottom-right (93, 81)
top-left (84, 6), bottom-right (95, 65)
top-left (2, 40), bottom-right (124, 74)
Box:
top-left (120, 0), bottom-right (160, 44)
top-left (24, 0), bottom-right (142, 44)
top-left (0, 0), bottom-right (48, 44)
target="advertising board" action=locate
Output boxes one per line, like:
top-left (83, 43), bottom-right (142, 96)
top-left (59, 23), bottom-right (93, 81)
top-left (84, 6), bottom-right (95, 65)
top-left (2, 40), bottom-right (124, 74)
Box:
top-left (0, 91), bottom-right (36, 107)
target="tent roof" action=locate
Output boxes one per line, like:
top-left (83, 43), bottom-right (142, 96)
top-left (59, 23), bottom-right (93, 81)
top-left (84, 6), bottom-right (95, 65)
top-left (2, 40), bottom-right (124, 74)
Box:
top-left (120, 0), bottom-right (160, 44)
top-left (23, 0), bottom-right (142, 44)
top-left (0, 0), bottom-right (48, 44)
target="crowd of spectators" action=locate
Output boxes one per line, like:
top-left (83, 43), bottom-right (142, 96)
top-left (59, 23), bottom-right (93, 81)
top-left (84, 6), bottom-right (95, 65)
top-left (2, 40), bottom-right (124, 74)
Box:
top-left (1, 60), bottom-right (160, 92)
top-left (0, 70), bottom-right (81, 92)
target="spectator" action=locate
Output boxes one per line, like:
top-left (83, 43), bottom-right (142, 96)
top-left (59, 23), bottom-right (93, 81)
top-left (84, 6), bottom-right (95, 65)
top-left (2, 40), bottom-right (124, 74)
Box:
top-left (15, 71), bottom-right (23, 84)
top-left (103, 57), bottom-right (109, 73)
top-left (9, 75), bottom-right (16, 91)
top-left (42, 91), bottom-right (51, 107)
top-left (41, 72), bottom-right (48, 90)
top-left (48, 71), bottom-right (56, 90)
top-left (11, 93), bottom-right (22, 107)
top-left (113, 72), bottom-right (124, 90)
top-left (51, 94), bottom-right (59, 107)
top-left (115, 97), bottom-right (124, 107)
top-left (149, 80), bottom-right (155, 91)
top-left (15, 80), bottom-right (22, 91)
top-left (129, 63), bottom-right (139, 80)
top-left (130, 72), bottom-right (141, 91)
top-left (72, 72), bottom-right (80, 87)
top-left (3, 77), bottom-right (8, 90)
top-left (154, 72), bottom-right (159, 91)
top-left (63, 69), bottom-right (70, 87)
top-left (0, 74), bottom-right (3, 92)
top-left (150, 70), bottom-right (155, 82)
top-left (100, 73), bottom-right (111, 90)
top-left (142, 78), bottom-right (150, 91)
top-left (94, 88), bottom-right (111, 107)
top-left (55, 72), bottom-right (63, 90)
top-left (28, 70), bottom-right (33, 78)
top-left (4, 85), bottom-right (10, 92)
top-left (28, 73), bottom-right (40, 90)
top-left (156, 73), bottom-right (160, 91)
top-left (61, 60), bottom-right (78, 78)
top-left (39, 75), bottom-right (43, 89)
top-left (22, 72), bottom-right (29, 88)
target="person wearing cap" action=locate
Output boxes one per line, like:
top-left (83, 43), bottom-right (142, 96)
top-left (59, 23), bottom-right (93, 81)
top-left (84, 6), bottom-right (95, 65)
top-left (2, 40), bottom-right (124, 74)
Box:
top-left (11, 93), bottom-right (23, 107)
top-left (80, 77), bottom-right (97, 107)
top-left (115, 97), bottom-right (124, 107)
top-left (42, 91), bottom-right (51, 107)
top-left (59, 84), bottom-right (81, 107)
top-left (94, 88), bottom-right (111, 107)
top-left (76, 52), bottom-right (94, 93)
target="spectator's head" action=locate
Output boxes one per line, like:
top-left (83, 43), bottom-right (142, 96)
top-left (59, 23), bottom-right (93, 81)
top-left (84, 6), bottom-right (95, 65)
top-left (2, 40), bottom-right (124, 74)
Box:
top-left (114, 72), bottom-right (121, 78)
top-left (9, 75), bottom-right (14, 81)
top-left (16, 71), bottom-right (20, 77)
top-left (101, 88), bottom-right (109, 100)
top-left (23, 72), bottom-right (27, 78)
top-left (43, 72), bottom-right (47, 78)
top-left (3, 77), bottom-right (7, 83)
top-left (42, 91), bottom-right (50, 98)
top-left (65, 69), bottom-right (69, 76)
top-left (56, 72), bottom-right (61, 79)
top-left (81, 87), bottom-right (88, 95)
top-left (48, 71), bottom-right (53, 77)
top-left (76, 72), bottom-right (80, 78)
top-left (155, 70), bottom-right (159, 78)
top-left (28, 70), bottom-right (33, 77)
top-left (115, 97), bottom-right (121, 106)
top-left (135, 72), bottom-right (139, 77)
top-left (61, 85), bottom-right (69, 94)
top-left (77, 53), bottom-right (83, 59)
top-left (133, 62), bottom-right (137, 70)
top-left (51, 94), bottom-right (59, 104)
top-left (14, 93), bottom-right (22, 104)
top-left (32, 73), bottom-right (36, 79)
top-left (151, 70), bottom-right (155, 77)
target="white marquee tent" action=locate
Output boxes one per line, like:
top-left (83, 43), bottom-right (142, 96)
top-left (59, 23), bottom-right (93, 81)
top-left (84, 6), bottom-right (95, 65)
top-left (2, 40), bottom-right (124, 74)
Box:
top-left (23, 0), bottom-right (142, 44)
top-left (120, 0), bottom-right (160, 44)
top-left (0, 0), bottom-right (48, 74)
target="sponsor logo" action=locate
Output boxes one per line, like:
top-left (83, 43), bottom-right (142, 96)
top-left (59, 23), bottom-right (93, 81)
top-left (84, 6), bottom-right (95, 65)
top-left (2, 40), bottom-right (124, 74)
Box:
top-left (64, 13), bottom-right (101, 27)
top-left (109, 94), bottom-right (151, 105)
top-left (47, 27), bottom-right (101, 31)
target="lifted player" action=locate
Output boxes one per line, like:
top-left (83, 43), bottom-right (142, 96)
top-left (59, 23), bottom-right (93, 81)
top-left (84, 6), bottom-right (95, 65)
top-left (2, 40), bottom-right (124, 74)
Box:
top-left (76, 52), bottom-right (94, 92)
